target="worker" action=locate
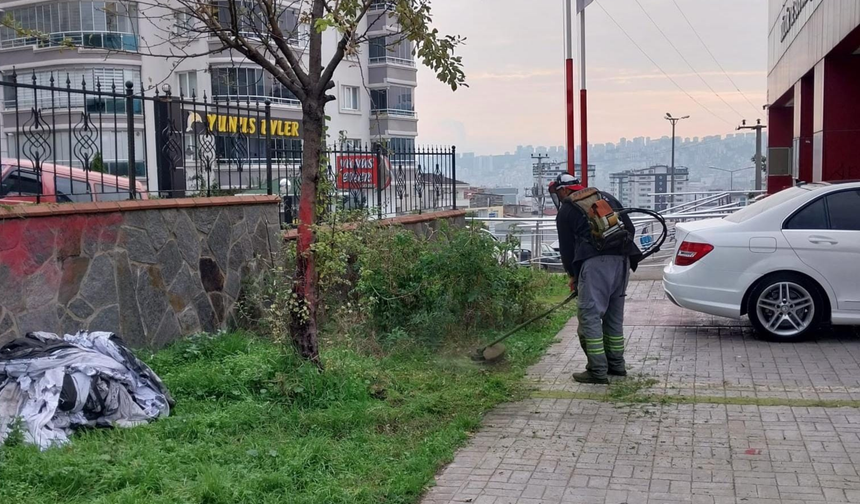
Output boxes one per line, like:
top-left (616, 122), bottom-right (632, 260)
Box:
top-left (548, 174), bottom-right (642, 384)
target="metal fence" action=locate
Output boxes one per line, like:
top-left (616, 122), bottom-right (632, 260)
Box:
top-left (0, 69), bottom-right (457, 224)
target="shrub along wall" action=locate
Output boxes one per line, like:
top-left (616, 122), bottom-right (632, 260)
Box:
top-left (0, 197), bottom-right (281, 348)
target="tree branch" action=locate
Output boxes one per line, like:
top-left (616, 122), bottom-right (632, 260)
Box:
top-left (319, 0), bottom-right (374, 91)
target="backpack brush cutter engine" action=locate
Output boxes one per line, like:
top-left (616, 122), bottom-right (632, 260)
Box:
top-left (470, 208), bottom-right (668, 363)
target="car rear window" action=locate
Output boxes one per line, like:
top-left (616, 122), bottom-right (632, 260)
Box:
top-left (724, 187), bottom-right (811, 223)
top-left (784, 197), bottom-right (828, 230)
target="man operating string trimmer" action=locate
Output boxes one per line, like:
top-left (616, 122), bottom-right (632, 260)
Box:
top-left (549, 174), bottom-right (643, 384)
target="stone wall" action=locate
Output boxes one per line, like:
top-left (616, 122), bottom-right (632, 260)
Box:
top-left (0, 196), bottom-right (281, 348)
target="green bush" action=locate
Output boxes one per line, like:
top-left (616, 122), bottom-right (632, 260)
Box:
top-left (355, 224), bottom-right (540, 344)
top-left (239, 216), bottom-right (546, 349)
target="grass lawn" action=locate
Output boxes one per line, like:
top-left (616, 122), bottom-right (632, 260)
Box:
top-left (0, 276), bottom-right (574, 504)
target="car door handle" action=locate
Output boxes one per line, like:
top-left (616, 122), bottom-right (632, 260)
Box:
top-left (808, 236), bottom-right (838, 245)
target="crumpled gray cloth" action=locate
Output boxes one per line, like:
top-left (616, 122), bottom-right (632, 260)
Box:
top-left (0, 331), bottom-right (173, 450)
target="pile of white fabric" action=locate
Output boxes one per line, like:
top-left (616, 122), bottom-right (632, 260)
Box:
top-left (0, 331), bottom-right (173, 450)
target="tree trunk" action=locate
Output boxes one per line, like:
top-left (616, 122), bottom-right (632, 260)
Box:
top-left (290, 99), bottom-right (324, 366)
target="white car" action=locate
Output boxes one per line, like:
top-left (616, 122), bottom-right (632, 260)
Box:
top-left (663, 182), bottom-right (860, 341)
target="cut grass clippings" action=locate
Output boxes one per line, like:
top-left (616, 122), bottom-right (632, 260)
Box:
top-left (0, 276), bottom-right (575, 504)
top-left (532, 389), bottom-right (860, 409)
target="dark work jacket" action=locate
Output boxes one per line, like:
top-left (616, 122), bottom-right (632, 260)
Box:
top-left (555, 191), bottom-right (643, 278)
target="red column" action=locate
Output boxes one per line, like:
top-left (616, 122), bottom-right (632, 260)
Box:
top-left (815, 55), bottom-right (860, 182)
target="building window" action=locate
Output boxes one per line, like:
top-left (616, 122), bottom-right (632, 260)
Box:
top-left (212, 1), bottom-right (300, 45)
top-left (174, 10), bottom-right (194, 35)
top-left (371, 86), bottom-right (415, 117)
top-left (215, 137), bottom-right (302, 163)
top-left (369, 36), bottom-right (415, 66)
top-left (0, 1), bottom-right (139, 51)
top-left (341, 85), bottom-right (360, 111)
top-left (3, 67), bottom-right (141, 111)
top-left (178, 71), bottom-right (198, 98)
top-left (211, 67), bottom-right (298, 106)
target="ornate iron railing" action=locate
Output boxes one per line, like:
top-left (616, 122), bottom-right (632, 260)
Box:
top-left (0, 69), bottom-right (457, 224)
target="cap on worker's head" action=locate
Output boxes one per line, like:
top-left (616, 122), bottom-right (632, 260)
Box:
top-left (548, 173), bottom-right (581, 194)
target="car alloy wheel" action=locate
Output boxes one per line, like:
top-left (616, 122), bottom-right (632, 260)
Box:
top-left (755, 281), bottom-right (815, 338)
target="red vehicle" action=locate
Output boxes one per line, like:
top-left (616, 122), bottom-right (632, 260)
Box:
top-left (0, 158), bottom-right (147, 204)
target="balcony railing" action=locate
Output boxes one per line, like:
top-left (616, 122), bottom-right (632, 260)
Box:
top-left (369, 0), bottom-right (395, 10)
top-left (372, 108), bottom-right (416, 118)
top-left (369, 56), bottom-right (416, 67)
top-left (212, 94), bottom-right (300, 107)
top-left (0, 31), bottom-right (139, 51)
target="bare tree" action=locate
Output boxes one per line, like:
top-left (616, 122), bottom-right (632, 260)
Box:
top-left (158, 0), bottom-right (463, 365)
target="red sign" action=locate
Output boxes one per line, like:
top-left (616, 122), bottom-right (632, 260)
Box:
top-left (336, 154), bottom-right (391, 190)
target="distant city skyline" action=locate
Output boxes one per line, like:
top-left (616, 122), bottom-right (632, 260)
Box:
top-left (416, 0), bottom-right (766, 155)
top-left (460, 131), bottom-right (764, 158)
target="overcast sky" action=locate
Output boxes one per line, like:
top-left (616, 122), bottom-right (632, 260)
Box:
top-left (415, 0), bottom-right (767, 154)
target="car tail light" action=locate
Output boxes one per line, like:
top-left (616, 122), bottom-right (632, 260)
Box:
top-left (675, 241), bottom-right (714, 267)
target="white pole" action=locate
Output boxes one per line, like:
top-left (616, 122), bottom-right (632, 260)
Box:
top-left (580, 9), bottom-right (586, 88)
top-left (564, 0), bottom-right (575, 176)
top-left (564, 0), bottom-right (573, 60)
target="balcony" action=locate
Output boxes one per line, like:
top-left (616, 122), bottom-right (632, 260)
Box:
top-left (371, 107), bottom-right (416, 118)
top-left (369, 0), bottom-right (395, 11)
top-left (0, 31), bottom-right (139, 52)
top-left (212, 94), bottom-right (300, 108)
top-left (369, 56), bottom-right (416, 67)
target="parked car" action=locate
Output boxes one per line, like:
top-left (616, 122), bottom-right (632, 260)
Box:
top-left (533, 243), bottom-right (565, 273)
top-left (0, 159), bottom-right (146, 204)
top-left (663, 182), bottom-right (860, 341)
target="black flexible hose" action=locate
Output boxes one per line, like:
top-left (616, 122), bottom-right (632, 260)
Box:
top-left (619, 208), bottom-right (669, 262)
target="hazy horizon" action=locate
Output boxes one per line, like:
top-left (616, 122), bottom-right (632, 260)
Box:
top-left (415, 0), bottom-right (767, 155)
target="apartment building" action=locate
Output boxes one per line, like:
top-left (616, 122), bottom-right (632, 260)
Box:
top-left (0, 1), bottom-right (418, 178)
top-left (609, 165), bottom-right (689, 211)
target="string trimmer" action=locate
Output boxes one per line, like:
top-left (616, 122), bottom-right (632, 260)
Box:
top-left (471, 208), bottom-right (668, 363)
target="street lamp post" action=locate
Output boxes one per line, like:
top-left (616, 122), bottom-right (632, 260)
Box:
top-left (665, 113), bottom-right (689, 206)
top-left (707, 166), bottom-right (755, 191)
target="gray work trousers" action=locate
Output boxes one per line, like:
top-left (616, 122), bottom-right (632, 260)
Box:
top-left (576, 255), bottom-right (630, 378)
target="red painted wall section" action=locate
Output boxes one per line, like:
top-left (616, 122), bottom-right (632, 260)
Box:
top-left (819, 54), bottom-right (860, 181)
top-left (769, 105), bottom-right (793, 148)
top-left (0, 213), bottom-right (122, 279)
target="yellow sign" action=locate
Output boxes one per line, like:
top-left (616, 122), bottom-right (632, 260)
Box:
top-left (186, 112), bottom-right (300, 137)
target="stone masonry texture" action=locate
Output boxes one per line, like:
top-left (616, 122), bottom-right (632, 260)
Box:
top-left (0, 198), bottom-right (280, 348)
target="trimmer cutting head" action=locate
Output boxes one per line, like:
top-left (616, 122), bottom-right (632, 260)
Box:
top-left (470, 343), bottom-right (507, 363)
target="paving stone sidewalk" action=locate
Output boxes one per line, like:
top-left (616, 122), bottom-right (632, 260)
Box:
top-left (422, 281), bottom-right (860, 504)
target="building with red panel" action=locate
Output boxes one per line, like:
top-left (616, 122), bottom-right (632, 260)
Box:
top-left (767, 0), bottom-right (860, 192)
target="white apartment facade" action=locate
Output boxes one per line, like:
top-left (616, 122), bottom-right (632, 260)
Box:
top-left (0, 1), bottom-right (419, 187)
top-left (609, 165), bottom-right (689, 211)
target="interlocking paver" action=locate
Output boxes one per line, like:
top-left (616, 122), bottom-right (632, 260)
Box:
top-left (422, 281), bottom-right (860, 503)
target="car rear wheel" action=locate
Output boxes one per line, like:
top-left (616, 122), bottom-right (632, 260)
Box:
top-left (747, 274), bottom-right (823, 342)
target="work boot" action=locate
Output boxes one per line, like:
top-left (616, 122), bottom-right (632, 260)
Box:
top-left (608, 367), bottom-right (627, 377)
top-left (572, 371), bottom-right (609, 385)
